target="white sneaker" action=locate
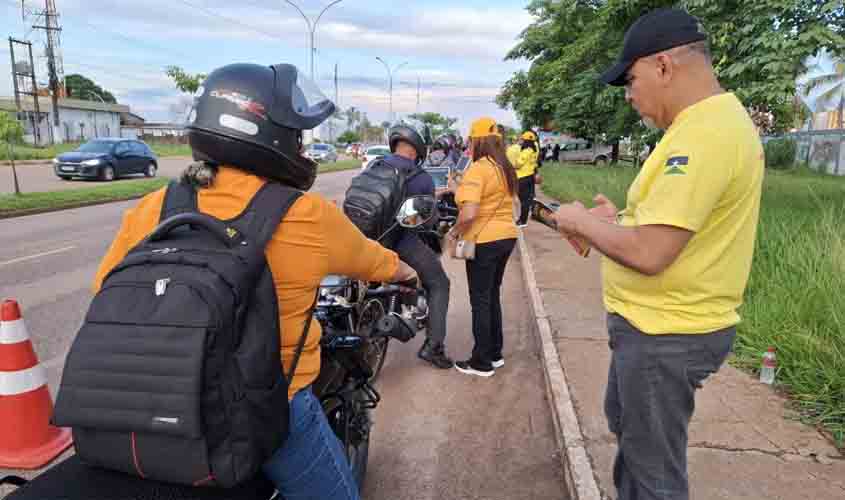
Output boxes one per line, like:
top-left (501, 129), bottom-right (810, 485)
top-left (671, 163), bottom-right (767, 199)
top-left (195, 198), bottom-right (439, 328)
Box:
top-left (455, 360), bottom-right (495, 377)
top-left (517, 223), bottom-right (528, 228)
top-left (491, 358), bottom-right (505, 369)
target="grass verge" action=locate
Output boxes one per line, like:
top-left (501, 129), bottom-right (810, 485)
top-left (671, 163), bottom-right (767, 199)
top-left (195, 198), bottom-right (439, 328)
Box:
top-left (0, 178), bottom-right (169, 215)
top-left (317, 159), bottom-right (360, 173)
top-left (540, 162), bottom-right (845, 448)
top-left (1, 141), bottom-right (192, 161)
top-left (0, 159), bottom-right (360, 217)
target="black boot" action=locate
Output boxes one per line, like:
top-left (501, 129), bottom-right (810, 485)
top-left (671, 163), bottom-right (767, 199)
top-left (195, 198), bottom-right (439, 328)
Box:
top-left (418, 339), bottom-right (454, 369)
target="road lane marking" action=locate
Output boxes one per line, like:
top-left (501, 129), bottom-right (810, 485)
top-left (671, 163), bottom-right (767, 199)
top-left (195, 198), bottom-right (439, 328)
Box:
top-left (0, 245), bottom-right (77, 267)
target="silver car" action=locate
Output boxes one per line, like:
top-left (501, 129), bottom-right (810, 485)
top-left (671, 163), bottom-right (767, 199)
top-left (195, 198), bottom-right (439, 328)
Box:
top-left (559, 140), bottom-right (613, 166)
top-left (305, 143), bottom-right (338, 163)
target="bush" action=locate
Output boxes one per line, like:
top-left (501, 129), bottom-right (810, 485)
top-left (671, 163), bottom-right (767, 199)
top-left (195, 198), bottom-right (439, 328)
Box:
top-left (764, 138), bottom-right (797, 170)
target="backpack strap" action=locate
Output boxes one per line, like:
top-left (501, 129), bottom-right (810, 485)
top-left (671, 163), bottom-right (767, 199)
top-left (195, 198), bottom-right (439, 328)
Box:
top-left (160, 179), bottom-right (198, 221)
top-left (239, 182), bottom-right (314, 381)
top-left (241, 182), bottom-right (303, 249)
top-left (285, 291), bottom-right (319, 381)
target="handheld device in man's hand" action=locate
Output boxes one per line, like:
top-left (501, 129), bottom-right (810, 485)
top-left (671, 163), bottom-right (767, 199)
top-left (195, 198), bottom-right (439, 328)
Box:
top-left (531, 200), bottom-right (591, 258)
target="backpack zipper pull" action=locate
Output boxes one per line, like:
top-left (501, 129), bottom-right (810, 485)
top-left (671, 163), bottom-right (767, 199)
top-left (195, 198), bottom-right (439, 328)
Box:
top-left (155, 278), bottom-right (171, 296)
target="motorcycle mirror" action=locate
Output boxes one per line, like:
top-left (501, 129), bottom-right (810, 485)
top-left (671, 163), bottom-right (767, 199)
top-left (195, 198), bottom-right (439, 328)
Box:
top-left (396, 195), bottom-right (436, 228)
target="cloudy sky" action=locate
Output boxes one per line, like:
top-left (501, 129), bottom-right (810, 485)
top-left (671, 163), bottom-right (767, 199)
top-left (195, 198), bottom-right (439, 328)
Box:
top-left (1, 0), bottom-right (535, 135)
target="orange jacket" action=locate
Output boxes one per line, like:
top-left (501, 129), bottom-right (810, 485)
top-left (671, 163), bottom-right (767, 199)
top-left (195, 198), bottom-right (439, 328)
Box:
top-left (93, 166), bottom-right (399, 399)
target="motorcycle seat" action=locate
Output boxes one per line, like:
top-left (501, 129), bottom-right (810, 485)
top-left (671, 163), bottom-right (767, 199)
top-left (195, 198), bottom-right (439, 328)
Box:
top-left (4, 455), bottom-right (276, 500)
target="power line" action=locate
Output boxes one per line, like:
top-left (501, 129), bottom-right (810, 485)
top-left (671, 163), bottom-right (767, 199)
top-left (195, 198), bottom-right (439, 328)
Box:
top-left (172, 0), bottom-right (287, 42)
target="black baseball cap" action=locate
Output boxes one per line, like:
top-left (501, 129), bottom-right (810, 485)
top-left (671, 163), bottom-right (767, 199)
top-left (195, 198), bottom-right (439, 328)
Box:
top-left (600, 8), bottom-right (709, 86)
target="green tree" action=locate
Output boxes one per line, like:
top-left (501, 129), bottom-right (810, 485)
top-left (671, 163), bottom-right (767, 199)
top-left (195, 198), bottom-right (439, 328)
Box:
top-left (165, 66), bottom-right (207, 94)
top-left (338, 130), bottom-right (360, 144)
top-left (407, 112), bottom-right (458, 139)
top-left (498, 0), bottom-right (844, 157)
top-left (0, 112), bottom-right (24, 195)
top-left (65, 74), bottom-right (116, 103)
top-left (345, 106), bottom-right (361, 131)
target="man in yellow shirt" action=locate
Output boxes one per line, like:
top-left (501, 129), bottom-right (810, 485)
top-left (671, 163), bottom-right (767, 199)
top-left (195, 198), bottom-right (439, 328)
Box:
top-left (552, 9), bottom-right (764, 500)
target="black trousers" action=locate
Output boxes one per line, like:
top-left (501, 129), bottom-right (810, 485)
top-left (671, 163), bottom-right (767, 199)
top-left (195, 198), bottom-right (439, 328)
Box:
top-left (605, 314), bottom-right (735, 500)
top-left (517, 176), bottom-right (535, 225)
top-left (465, 238), bottom-right (516, 368)
top-left (395, 234), bottom-right (450, 345)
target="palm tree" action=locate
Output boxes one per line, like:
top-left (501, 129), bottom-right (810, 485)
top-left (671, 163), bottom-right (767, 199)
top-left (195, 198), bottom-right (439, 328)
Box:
top-left (797, 49), bottom-right (844, 173)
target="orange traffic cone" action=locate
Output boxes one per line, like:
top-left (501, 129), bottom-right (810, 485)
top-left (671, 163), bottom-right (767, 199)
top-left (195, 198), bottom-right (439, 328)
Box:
top-left (0, 299), bottom-right (72, 469)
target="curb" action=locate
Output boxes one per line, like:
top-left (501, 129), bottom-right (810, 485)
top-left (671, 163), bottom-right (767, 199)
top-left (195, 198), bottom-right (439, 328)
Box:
top-left (0, 161), bottom-right (51, 167)
top-left (516, 231), bottom-right (603, 500)
top-left (0, 195), bottom-right (147, 220)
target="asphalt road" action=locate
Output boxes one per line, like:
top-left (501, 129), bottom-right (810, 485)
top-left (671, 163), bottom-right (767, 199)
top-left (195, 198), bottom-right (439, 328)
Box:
top-left (0, 157), bottom-right (192, 195)
top-left (0, 169), bottom-right (565, 499)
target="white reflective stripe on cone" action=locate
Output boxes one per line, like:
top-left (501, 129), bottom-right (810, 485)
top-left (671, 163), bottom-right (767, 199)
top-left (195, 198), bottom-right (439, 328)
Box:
top-left (0, 319), bottom-right (30, 344)
top-left (0, 364), bottom-right (47, 396)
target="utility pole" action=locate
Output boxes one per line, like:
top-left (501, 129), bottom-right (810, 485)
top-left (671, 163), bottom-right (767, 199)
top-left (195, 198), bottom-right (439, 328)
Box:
top-left (8, 37), bottom-right (42, 146)
top-left (32, 0), bottom-right (63, 143)
top-left (416, 76), bottom-right (421, 114)
top-left (331, 63), bottom-right (339, 143)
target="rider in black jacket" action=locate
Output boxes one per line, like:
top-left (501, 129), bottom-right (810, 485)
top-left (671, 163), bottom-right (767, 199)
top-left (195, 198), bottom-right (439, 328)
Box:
top-left (382, 125), bottom-right (454, 369)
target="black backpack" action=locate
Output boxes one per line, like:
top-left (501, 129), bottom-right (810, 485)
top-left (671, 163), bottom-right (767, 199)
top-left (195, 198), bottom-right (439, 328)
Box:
top-left (343, 157), bottom-right (420, 248)
top-left (53, 180), bottom-right (313, 487)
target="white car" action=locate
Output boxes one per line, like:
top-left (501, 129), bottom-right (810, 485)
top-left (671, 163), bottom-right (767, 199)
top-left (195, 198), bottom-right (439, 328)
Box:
top-left (360, 145), bottom-right (391, 170)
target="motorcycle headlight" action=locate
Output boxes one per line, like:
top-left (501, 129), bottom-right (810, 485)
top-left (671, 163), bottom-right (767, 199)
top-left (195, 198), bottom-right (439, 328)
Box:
top-left (82, 159), bottom-right (102, 166)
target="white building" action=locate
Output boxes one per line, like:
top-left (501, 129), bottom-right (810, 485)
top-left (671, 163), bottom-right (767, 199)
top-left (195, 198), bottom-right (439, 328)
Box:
top-left (0, 96), bottom-right (129, 145)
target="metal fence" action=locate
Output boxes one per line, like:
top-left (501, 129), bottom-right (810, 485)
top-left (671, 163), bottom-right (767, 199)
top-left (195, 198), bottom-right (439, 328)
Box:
top-left (763, 129), bottom-right (844, 176)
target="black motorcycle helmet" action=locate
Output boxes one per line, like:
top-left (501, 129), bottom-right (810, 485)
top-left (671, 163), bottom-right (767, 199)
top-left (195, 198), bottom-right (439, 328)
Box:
top-left (432, 134), bottom-right (456, 154)
top-left (185, 63), bottom-right (335, 190)
top-left (388, 125), bottom-right (427, 165)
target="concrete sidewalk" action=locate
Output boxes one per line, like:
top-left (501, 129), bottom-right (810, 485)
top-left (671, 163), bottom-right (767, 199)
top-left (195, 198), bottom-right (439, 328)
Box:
top-left (517, 203), bottom-right (845, 500)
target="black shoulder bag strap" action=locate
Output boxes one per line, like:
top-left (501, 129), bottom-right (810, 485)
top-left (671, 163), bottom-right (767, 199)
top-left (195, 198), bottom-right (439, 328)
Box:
top-left (241, 182), bottom-right (315, 381)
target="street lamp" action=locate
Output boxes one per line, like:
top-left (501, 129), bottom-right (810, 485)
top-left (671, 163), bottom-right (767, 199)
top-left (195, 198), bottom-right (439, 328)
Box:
top-left (87, 91), bottom-right (105, 138)
top-left (375, 57), bottom-right (407, 124)
top-left (283, 0), bottom-right (344, 81)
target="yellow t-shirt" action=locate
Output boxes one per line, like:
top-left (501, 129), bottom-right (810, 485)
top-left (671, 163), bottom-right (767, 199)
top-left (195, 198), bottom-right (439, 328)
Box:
top-left (93, 167), bottom-right (399, 399)
top-left (455, 157), bottom-right (518, 244)
top-left (602, 93), bottom-right (764, 334)
top-left (514, 147), bottom-right (538, 179)
top-left (506, 144), bottom-right (521, 170)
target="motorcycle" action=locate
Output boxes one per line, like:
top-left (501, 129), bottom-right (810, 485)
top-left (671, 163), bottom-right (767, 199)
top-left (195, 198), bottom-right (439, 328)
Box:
top-left (1, 196), bottom-right (439, 500)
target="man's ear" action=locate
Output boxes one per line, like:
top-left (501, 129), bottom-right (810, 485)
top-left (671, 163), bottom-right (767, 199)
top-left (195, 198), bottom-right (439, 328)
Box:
top-left (653, 53), bottom-right (676, 85)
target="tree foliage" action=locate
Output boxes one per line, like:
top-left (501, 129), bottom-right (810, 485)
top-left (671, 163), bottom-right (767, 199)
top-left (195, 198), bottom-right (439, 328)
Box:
top-left (0, 112), bottom-right (24, 195)
top-left (407, 112), bottom-right (459, 139)
top-left (337, 130), bottom-right (360, 144)
top-left (0, 112), bottom-right (24, 144)
top-left (498, 0), bottom-right (844, 143)
top-left (166, 66), bottom-right (207, 94)
top-left (65, 74), bottom-right (116, 103)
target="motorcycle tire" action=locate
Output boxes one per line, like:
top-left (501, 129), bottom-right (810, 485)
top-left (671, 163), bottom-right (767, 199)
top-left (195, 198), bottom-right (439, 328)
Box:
top-left (324, 390), bottom-right (372, 493)
top-left (368, 336), bottom-right (389, 384)
top-left (347, 392), bottom-right (371, 492)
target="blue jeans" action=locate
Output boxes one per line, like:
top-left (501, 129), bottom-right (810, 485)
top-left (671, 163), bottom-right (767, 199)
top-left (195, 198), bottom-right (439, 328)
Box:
top-left (262, 388), bottom-right (361, 500)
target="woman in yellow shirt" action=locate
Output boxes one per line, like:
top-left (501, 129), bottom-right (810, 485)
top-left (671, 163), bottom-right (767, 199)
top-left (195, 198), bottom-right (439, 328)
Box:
top-left (449, 117), bottom-right (518, 377)
top-left (514, 130), bottom-right (540, 227)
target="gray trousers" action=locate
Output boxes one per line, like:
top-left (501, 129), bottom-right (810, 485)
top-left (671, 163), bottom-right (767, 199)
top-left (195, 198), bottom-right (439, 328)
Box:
top-left (605, 313), bottom-right (735, 500)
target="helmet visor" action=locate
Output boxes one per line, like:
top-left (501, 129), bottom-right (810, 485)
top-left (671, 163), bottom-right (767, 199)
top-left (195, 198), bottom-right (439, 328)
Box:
top-left (271, 64), bottom-right (335, 129)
